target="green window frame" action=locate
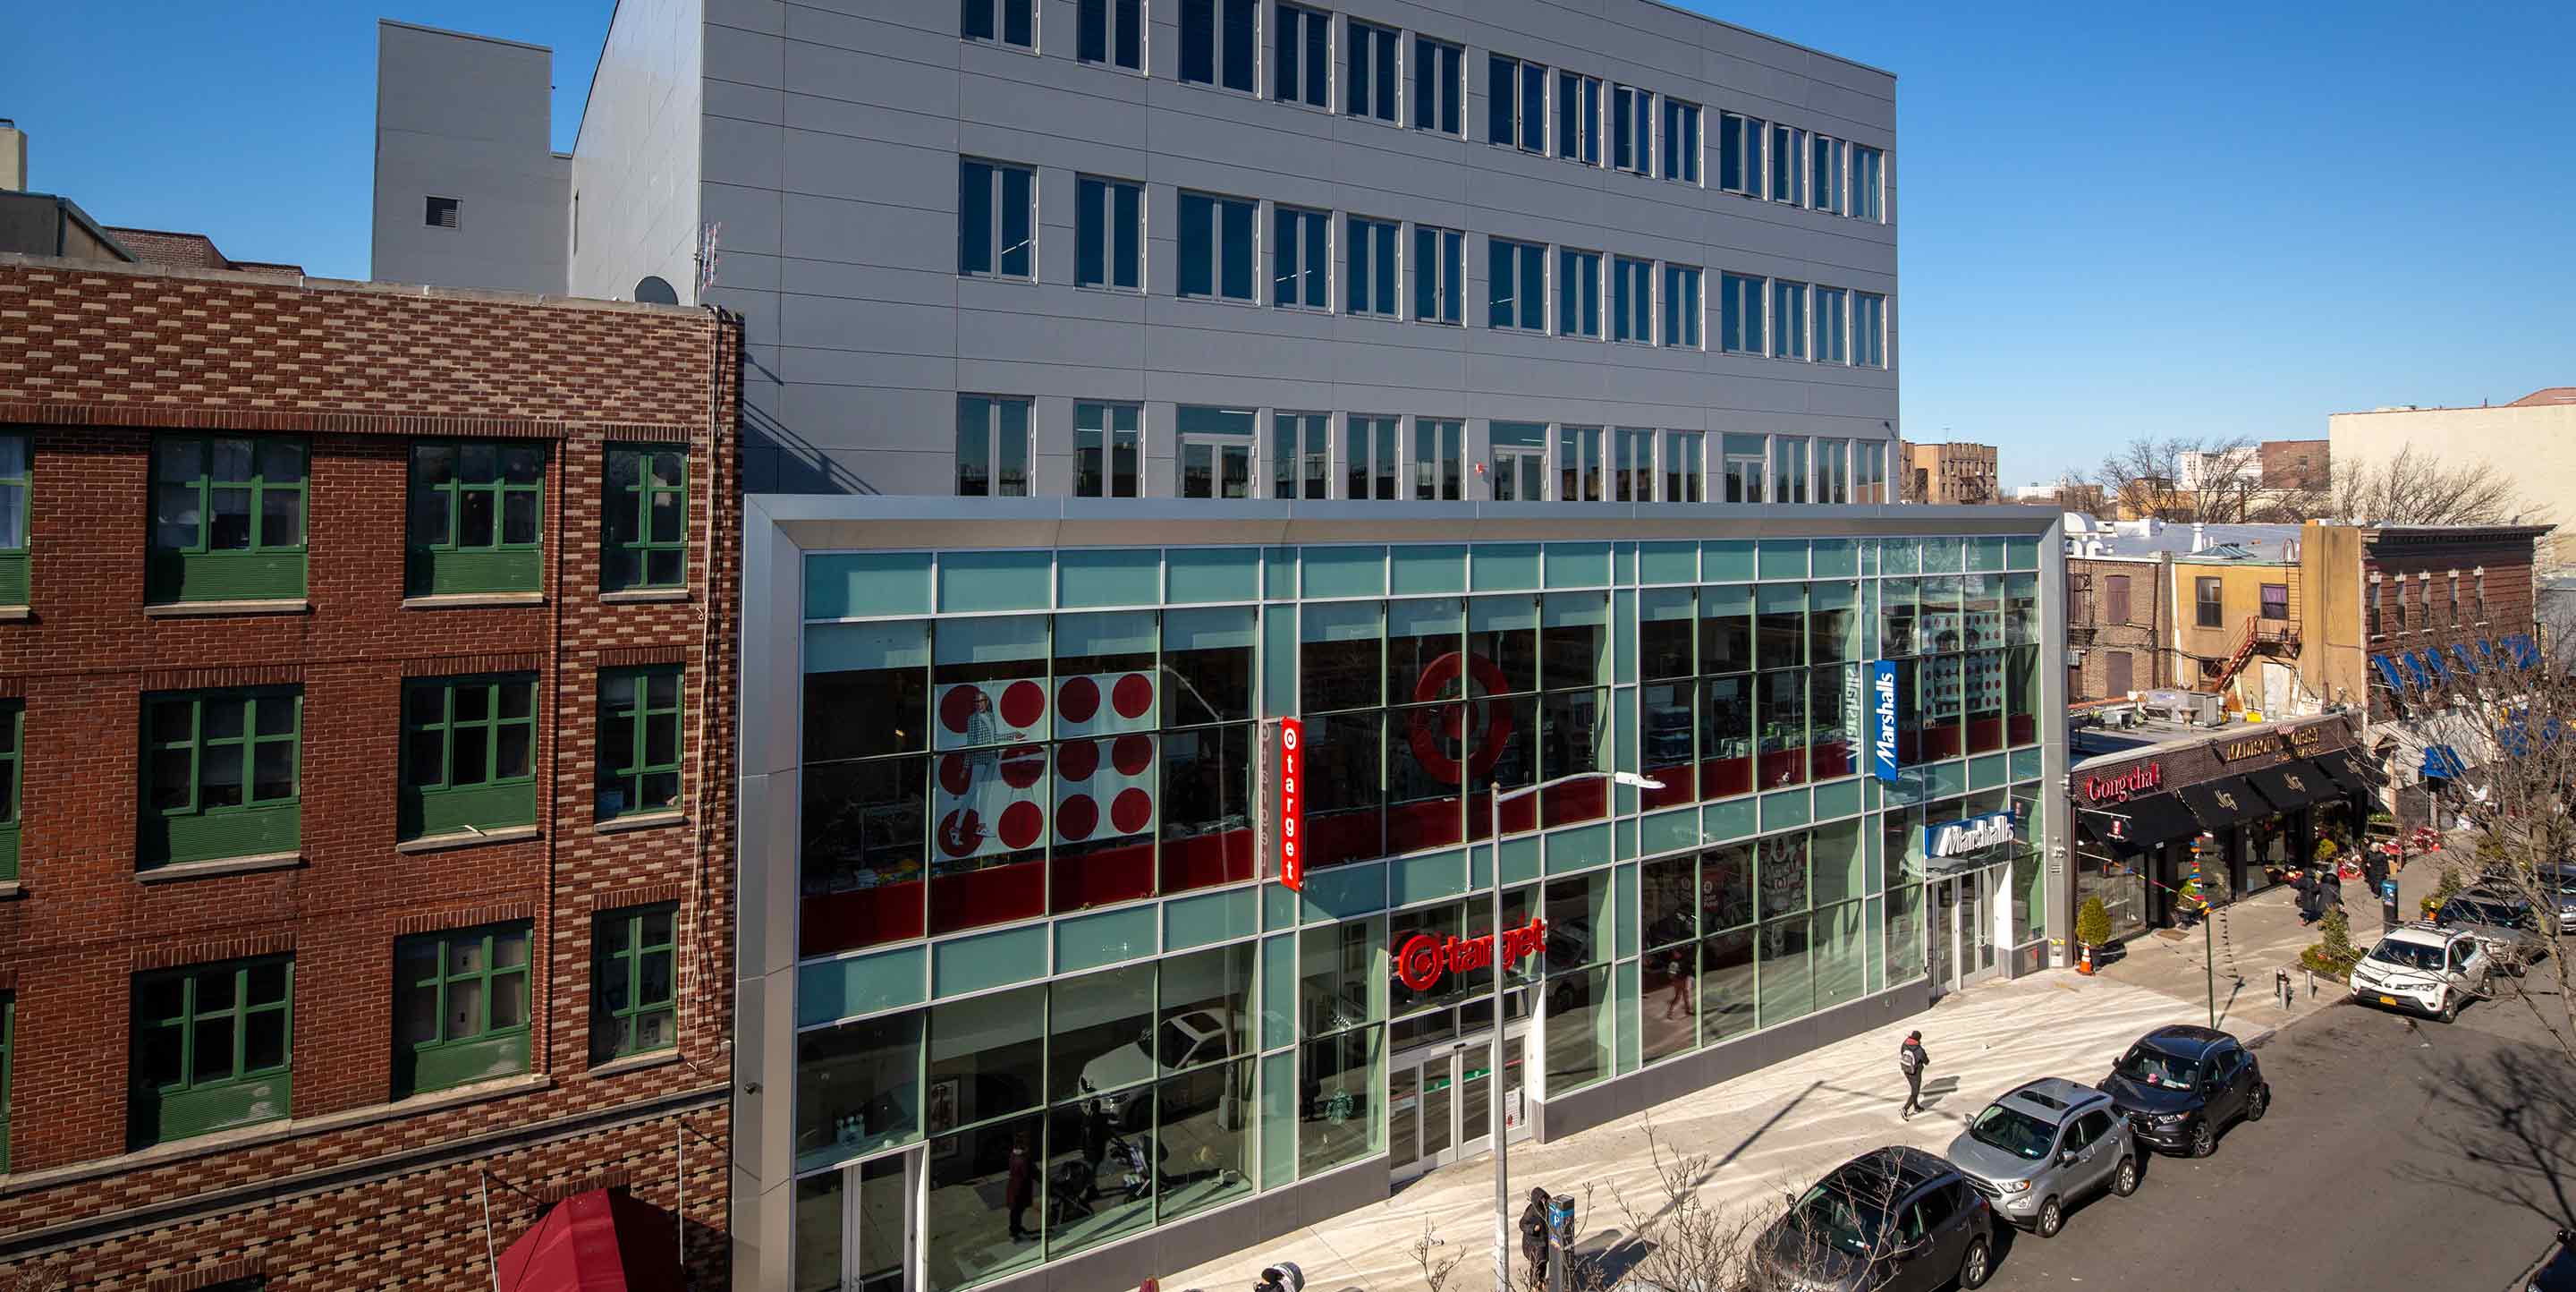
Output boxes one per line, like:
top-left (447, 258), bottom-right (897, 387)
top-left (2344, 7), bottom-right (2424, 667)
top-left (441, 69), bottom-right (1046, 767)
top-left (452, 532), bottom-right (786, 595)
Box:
top-left (591, 903), bottom-right (679, 1064)
top-left (0, 701), bottom-right (19, 883)
top-left (408, 440), bottom-right (545, 595)
top-left (0, 433), bottom-right (28, 607)
top-left (130, 956), bottom-right (293, 1148)
top-left (147, 435), bottom-right (308, 602)
top-left (597, 665), bottom-right (683, 821)
top-left (603, 444), bottom-right (689, 591)
top-left (141, 688), bottom-right (301, 868)
top-left (400, 674), bottom-right (538, 839)
top-left (393, 922), bottom-right (532, 1098)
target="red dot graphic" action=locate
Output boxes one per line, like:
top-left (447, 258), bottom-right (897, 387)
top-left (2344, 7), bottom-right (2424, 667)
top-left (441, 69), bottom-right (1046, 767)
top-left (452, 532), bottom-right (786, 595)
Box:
top-left (1056, 794), bottom-right (1099, 841)
top-left (1111, 787), bottom-right (1155, 836)
top-left (998, 800), bottom-right (1046, 850)
top-left (1000, 680), bottom-right (1046, 730)
top-left (937, 753), bottom-right (971, 796)
top-left (999, 744), bottom-right (1046, 789)
top-left (1059, 676), bottom-right (1101, 725)
top-left (1112, 674), bottom-right (1154, 719)
top-left (938, 685), bottom-right (979, 734)
top-left (1113, 734), bottom-right (1155, 777)
top-left (1056, 739), bottom-right (1100, 783)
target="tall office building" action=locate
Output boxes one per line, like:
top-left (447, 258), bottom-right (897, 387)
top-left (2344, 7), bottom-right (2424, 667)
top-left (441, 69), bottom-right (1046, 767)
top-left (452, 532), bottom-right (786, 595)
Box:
top-left (375, 4), bottom-right (2068, 1290)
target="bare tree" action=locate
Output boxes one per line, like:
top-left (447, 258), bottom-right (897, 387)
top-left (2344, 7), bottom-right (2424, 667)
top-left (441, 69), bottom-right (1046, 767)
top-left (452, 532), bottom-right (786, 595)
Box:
top-left (1407, 1217), bottom-right (1467, 1292)
top-left (2328, 445), bottom-right (2535, 528)
top-left (2089, 435), bottom-right (2263, 523)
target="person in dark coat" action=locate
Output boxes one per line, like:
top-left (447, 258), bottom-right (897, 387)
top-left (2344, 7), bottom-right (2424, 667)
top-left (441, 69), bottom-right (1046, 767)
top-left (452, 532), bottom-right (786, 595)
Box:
top-left (1899, 1031), bottom-right (1929, 1120)
top-left (1005, 1133), bottom-right (1037, 1242)
top-left (2320, 867), bottom-right (2344, 918)
top-left (1519, 1186), bottom-right (1553, 1289)
top-left (2289, 868), bottom-right (2318, 923)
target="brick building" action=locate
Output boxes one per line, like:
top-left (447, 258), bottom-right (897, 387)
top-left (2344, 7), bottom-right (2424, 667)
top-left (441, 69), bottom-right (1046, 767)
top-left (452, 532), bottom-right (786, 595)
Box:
top-left (2258, 438), bottom-right (2328, 491)
top-left (0, 254), bottom-right (741, 1289)
top-left (1899, 440), bottom-right (2000, 505)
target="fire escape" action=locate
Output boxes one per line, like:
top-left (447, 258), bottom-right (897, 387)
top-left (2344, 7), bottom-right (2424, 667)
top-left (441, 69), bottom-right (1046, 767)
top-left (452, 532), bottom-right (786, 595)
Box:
top-left (2203, 614), bottom-right (2300, 693)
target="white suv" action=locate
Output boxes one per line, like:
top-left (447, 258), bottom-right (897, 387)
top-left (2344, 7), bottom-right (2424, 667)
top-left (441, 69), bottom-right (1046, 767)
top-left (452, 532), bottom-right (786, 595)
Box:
top-left (2350, 922), bottom-right (2494, 1024)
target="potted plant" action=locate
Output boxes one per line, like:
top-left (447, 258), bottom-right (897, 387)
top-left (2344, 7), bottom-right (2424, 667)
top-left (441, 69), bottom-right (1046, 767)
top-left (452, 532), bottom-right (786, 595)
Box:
top-left (2421, 864), bottom-right (2465, 920)
top-left (2075, 896), bottom-right (2114, 974)
top-left (2298, 905), bottom-right (2363, 980)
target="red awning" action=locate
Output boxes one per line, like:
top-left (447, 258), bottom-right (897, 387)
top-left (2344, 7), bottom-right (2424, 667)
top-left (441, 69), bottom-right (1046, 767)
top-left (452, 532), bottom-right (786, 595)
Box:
top-left (495, 1187), bottom-right (682, 1292)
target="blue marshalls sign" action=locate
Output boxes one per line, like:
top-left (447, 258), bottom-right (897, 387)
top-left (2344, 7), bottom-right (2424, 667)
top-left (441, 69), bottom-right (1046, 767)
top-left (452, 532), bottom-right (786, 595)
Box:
top-left (1871, 660), bottom-right (1901, 782)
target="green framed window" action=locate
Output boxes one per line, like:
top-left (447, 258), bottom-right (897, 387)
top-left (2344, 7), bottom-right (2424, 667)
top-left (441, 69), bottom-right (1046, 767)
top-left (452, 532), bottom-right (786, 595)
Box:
top-left (1, 990), bottom-right (13, 1170)
top-left (130, 957), bottom-right (293, 1148)
top-left (140, 688), bottom-right (301, 868)
top-left (408, 441), bottom-right (544, 595)
top-left (591, 903), bottom-right (678, 1064)
top-left (394, 922), bottom-right (532, 1098)
top-left (0, 701), bottom-right (18, 883)
top-left (603, 444), bottom-right (688, 591)
top-left (0, 433), bottom-right (27, 607)
top-left (597, 666), bottom-right (682, 820)
top-left (148, 435), bottom-right (308, 602)
top-left (400, 674), bottom-right (538, 840)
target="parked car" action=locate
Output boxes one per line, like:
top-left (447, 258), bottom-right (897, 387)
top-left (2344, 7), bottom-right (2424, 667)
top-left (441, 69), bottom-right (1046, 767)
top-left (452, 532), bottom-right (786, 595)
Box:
top-left (2538, 864), bottom-right (2576, 935)
top-left (2098, 1024), bottom-right (2269, 1158)
top-left (1078, 1007), bottom-right (1239, 1129)
top-left (2351, 922), bottom-right (2495, 1023)
top-left (1945, 1078), bottom-right (2140, 1238)
top-left (2439, 888), bottom-right (2555, 973)
top-left (1749, 1145), bottom-right (1996, 1292)
top-left (2529, 1227), bottom-right (2576, 1292)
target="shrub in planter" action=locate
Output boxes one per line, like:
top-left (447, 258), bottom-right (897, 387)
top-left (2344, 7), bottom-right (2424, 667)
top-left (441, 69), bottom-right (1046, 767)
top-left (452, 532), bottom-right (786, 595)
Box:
top-left (2299, 905), bottom-right (2363, 978)
top-left (2075, 897), bottom-right (2114, 971)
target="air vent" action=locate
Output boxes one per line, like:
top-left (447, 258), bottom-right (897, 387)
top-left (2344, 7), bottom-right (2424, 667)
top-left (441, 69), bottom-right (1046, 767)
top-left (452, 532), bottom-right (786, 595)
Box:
top-left (425, 196), bottom-right (461, 229)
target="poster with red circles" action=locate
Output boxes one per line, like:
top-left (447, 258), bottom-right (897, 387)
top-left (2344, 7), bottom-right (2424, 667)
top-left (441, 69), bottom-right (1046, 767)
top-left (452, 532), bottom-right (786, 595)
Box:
top-left (933, 677), bottom-right (1050, 750)
top-left (1054, 733), bottom-right (1157, 846)
top-left (932, 744), bottom-right (1050, 861)
top-left (1053, 669), bottom-right (1157, 739)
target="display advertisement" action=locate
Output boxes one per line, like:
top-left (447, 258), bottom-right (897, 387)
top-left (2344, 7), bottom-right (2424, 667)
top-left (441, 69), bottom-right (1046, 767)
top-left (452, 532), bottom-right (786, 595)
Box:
top-left (1278, 718), bottom-right (1305, 891)
top-left (1871, 660), bottom-right (1901, 782)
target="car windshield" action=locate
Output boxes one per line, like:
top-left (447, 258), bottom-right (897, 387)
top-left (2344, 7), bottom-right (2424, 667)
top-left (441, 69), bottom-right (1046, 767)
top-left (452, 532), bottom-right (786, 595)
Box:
top-left (1792, 1182), bottom-right (1889, 1258)
top-left (2368, 939), bottom-right (2447, 972)
top-left (2114, 1045), bottom-right (2199, 1088)
top-left (1967, 1104), bottom-right (2055, 1161)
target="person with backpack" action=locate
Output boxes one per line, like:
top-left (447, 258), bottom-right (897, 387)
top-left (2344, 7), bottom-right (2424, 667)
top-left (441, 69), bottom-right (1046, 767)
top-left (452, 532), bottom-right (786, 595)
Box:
top-left (1518, 1186), bottom-right (1553, 1289)
top-left (1898, 1030), bottom-right (1929, 1121)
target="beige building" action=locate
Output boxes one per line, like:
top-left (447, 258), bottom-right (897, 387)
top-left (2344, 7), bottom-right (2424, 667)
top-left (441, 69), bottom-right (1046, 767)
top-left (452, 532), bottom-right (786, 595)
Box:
top-left (2329, 387), bottom-right (2576, 570)
top-left (1901, 439), bottom-right (2000, 504)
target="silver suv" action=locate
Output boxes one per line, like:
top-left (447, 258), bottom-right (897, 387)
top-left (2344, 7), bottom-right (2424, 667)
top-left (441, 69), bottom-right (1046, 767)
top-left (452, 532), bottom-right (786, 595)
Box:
top-left (1945, 1077), bottom-right (2140, 1239)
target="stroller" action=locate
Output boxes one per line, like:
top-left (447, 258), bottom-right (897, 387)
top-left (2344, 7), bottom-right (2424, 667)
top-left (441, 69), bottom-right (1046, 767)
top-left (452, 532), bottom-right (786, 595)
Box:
top-left (1045, 1131), bottom-right (1161, 1221)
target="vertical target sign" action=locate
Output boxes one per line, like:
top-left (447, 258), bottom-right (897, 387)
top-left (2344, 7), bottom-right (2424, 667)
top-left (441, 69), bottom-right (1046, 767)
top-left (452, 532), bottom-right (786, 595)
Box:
top-left (1278, 718), bottom-right (1305, 892)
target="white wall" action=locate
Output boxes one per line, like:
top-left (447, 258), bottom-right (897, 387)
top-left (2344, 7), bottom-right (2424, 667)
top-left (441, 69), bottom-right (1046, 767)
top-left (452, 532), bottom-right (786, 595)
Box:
top-left (568, 0), bottom-right (706, 302)
top-left (371, 21), bottom-right (571, 293)
top-left (2329, 404), bottom-right (2576, 569)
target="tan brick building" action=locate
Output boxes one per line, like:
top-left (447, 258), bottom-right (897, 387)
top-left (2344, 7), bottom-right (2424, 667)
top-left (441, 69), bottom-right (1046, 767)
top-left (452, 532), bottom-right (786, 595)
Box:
top-left (1899, 440), bottom-right (1999, 505)
top-left (0, 254), bottom-right (741, 1289)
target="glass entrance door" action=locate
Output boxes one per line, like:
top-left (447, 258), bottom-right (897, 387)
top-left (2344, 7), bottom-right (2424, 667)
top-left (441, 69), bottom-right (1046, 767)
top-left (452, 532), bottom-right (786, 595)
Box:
top-left (1928, 877), bottom-right (1958, 993)
top-left (1388, 1030), bottom-right (1531, 1184)
top-left (800, 1147), bottom-right (919, 1292)
top-left (1928, 868), bottom-right (2005, 997)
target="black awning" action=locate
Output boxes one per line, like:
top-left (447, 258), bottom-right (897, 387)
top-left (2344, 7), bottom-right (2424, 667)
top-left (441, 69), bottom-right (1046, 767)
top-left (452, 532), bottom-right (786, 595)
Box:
top-left (2176, 776), bottom-right (2269, 832)
top-left (2310, 748), bottom-right (2387, 793)
top-left (2245, 760), bottom-right (2343, 812)
top-left (2076, 792), bottom-right (2200, 852)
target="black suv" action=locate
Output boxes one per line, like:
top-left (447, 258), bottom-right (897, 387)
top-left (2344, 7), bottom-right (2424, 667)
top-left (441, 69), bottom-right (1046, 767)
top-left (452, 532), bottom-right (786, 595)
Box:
top-left (2098, 1024), bottom-right (2269, 1158)
top-left (1750, 1145), bottom-right (1997, 1292)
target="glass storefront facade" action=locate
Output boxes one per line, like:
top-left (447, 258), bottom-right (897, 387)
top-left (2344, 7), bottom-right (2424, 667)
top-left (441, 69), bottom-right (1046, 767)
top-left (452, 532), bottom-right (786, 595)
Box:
top-left (764, 531), bottom-right (2057, 1292)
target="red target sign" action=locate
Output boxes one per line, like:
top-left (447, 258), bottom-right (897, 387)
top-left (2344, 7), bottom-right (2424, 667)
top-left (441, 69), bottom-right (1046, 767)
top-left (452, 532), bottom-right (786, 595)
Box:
top-left (934, 744), bottom-right (1048, 859)
top-left (1056, 733), bottom-right (1157, 844)
top-left (1277, 718), bottom-right (1304, 892)
top-left (1405, 651), bottom-right (1517, 785)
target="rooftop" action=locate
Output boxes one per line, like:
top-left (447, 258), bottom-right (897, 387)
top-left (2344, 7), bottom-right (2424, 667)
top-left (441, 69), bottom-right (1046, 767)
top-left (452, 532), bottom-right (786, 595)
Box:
top-left (103, 225), bottom-right (304, 279)
top-left (2063, 518), bottom-right (2302, 562)
top-left (2335, 387), bottom-right (2576, 414)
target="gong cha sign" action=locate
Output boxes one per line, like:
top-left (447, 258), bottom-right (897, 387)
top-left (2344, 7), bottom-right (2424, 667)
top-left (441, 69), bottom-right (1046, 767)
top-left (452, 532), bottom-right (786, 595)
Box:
top-left (1394, 915), bottom-right (1551, 991)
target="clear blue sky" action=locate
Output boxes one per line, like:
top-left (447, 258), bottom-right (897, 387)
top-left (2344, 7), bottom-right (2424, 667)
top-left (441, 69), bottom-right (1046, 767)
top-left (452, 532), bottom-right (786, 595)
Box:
top-left (8, 0), bottom-right (2572, 482)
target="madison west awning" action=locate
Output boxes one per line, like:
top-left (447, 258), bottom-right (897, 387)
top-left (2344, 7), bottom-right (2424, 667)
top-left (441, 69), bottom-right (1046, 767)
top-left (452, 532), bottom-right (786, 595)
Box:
top-left (493, 1187), bottom-right (681, 1292)
top-left (2077, 793), bottom-right (2201, 851)
top-left (2175, 776), bottom-right (2269, 832)
top-left (2245, 761), bottom-right (2344, 812)
top-left (2312, 747), bottom-right (2389, 792)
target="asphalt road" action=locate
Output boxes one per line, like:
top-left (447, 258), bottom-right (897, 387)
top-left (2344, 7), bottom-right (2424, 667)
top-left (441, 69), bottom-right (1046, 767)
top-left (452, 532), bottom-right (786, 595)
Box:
top-left (1978, 982), bottom-right (2574, 1292)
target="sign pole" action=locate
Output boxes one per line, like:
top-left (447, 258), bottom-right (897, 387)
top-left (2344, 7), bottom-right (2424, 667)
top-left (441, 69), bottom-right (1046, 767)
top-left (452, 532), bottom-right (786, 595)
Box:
top-left (1489, 787), bottom-right (1512, 1292)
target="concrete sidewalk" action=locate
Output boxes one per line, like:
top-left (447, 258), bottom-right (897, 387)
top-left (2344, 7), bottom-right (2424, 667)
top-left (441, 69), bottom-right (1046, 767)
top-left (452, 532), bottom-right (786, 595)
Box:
top-left (1166, 970), bottom-right (2262, 1292)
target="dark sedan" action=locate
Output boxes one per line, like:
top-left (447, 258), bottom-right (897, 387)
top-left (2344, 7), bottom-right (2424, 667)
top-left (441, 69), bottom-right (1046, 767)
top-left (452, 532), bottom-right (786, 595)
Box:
top-left (2098, 1024), bottom-right (2270, 1158)
top-left (1750, 1144), bottom-right (1996, 1292)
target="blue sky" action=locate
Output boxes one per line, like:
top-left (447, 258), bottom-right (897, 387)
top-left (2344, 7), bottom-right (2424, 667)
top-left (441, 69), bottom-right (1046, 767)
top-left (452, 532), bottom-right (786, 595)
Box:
top-left (7, 1), bottom-right (2572, 481)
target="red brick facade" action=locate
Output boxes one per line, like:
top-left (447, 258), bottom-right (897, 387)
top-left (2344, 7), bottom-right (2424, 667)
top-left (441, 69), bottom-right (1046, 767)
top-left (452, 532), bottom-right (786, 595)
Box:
top-left (0, 259), bottom-right (740, 1288)
top-left (2362, 527), bottom-right (2545, 721)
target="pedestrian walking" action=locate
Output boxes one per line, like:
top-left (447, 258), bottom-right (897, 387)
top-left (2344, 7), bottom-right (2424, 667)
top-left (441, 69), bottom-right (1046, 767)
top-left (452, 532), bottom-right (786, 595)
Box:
top-left (2289, 868), bottom-right (2318, 924)
top-left (2320, 866), bottom-right (2343, 916)
top-left (1898, 1030), bottom-right (1929, 1120)
top-left (1518, 1186), bottom-right (1552, 1290)
top-left (1005, 1132), bottom-right (1037, 1242)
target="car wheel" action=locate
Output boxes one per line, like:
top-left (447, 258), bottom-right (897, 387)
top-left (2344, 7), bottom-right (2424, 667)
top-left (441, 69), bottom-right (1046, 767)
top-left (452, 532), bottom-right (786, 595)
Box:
top-left (2248, 1084), bottom-right (2270, 1123)
top-left (1959, 1235), bottom-right (1994, 1289)
top-left (2035, 1195), bottom-right (2063, 1238)
top-left (2438, 991), bottom-right (2461, 1024)
top-left (2190, 1120), bottom-right (2215, 1158)
top-left (2113, 1155), bottom-right (2140, 1196)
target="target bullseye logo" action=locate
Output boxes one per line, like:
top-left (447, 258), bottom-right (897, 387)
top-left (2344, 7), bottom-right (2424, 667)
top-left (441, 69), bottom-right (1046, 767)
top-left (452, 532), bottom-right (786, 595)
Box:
top-left (1392, 915), bottom-right (1551, 991)
top-left (1406, 651), bottom-right (1516, 785)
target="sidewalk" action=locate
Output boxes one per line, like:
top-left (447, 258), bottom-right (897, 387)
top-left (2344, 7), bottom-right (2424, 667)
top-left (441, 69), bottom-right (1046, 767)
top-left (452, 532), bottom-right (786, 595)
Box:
top-left (2093, 838), bottom-right (2456, 1031)
top-left (1165, 970), bottom-right (2257, 1292)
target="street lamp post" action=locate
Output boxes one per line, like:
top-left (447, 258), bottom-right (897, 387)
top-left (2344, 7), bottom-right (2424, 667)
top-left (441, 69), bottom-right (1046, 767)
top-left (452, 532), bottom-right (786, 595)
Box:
top-left (1487, 769), bottom-right (1663, 1292)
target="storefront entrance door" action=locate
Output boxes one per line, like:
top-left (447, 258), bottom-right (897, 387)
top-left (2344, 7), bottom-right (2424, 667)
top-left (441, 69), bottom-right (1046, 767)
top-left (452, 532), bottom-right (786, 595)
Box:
top-left (1388, 1029), bottom-right (1530, 1184)
top-left (812, 1148), bottom-right (918, 1292)
top-left (1928, 868), bottom-right (2005, 997)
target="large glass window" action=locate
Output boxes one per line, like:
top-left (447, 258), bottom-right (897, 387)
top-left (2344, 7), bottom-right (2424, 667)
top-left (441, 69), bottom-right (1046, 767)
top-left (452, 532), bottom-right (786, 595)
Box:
top-left (1611, 257), bottom-right (1652, 344)
top-left (958, 158), bottom-right (1035, 280)
top-left (1659, 98), bottom-right (1701, 183)
top-left (1556, 70), bottom-right (1602, 164)
top-left (1614, 428), bottom-right (1655, 502)
top-left (130, 956), bottom-right (293, 1147)
top-left (0, 434), bottom-right (24, 608)
top-left (1411, 36), bottom-right (1464, 135)
top-left (1661, 265), bottom-right (1701, 348)
top-left (1271, 205), bottom-right (1330, 310)
top-left (142, 687), bottom-right (301, 868)
top-left (1075, 175), bottom-right (1142, 292)
top-left (1719, 273), bottom-right (1764, 354)
top-left (1179, 0), bottom-right (1256, 92)
top-left (1413, 419), bottom-right (1464, 500)
top-left (1299, 1025), bottom-right (1382, 1175)
top-left (1810, 133), bottom-right (1847, 213)
top-left (1347, 19), bottom-right (1400, 121)
top-left (795, 1011), bottom-right (920, 1171)
top-left (1612, 84), bottom-right (1651, 174)
top-left (1273, 2), bottom-right (1329, 107)
top-left (962, 0), bottom-right (1034, 48)
top-left (1411, 225), bottom-right (1465, 325)
top-left (1487, 55), bottom-right (1546, 152)
top-left (1767, 123), bottom-right (1805, 205)
top-left (1717, 112), bottom-right (1763, 195)
top-left (1722, 434), bottom-right (1767, 504)
top-left (1347, 217), bottom-right (1400, 318)
top-left (393, 922), bottom-right (531, 1098)
top-left (604, 442), bottom-right (689, 590)
top-left (598, 665), bottom-right (684, 821)
top-left (1073, 402), bottom-right (1141, 498)
top-left (1770, 280), bottom-right (1809, 360)
top-left (1178, 191), bottom-right (1257, 302)
top-left (401, 673), bottom-right (537, 839)
top-left (1555, 427), bottom-right (1603, 502)
top-left (408, 440), bottom-right (542, 595)
top-left (1490, 422), bottom-right (1547, 502)
top-left (1272, 412), bottom-right (1331, 500)
top-left (1344, 415), bottom-right (1401, 500)
top-left (1178, 405), bottom-right (1256, 499)
top-left (1853, 145), bottom-right (1886, 221)
top-left (958, 395), bottom-right (1033, 499)
top-left (1077, 0), bottom-right (1142, 69)
top-left (1557, 249), bottom-right (1603, 338)
top-left (592, 903), bottom-right (678, 1064)
top-left (148, 435), bottom-right (307, 603)
top-left (1815, 286), bottom-right (1851, 365)
top-left (1855, 292), bottom-right (1887, 368)
top-left (1488, 238), bottom-right (1547, 332)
